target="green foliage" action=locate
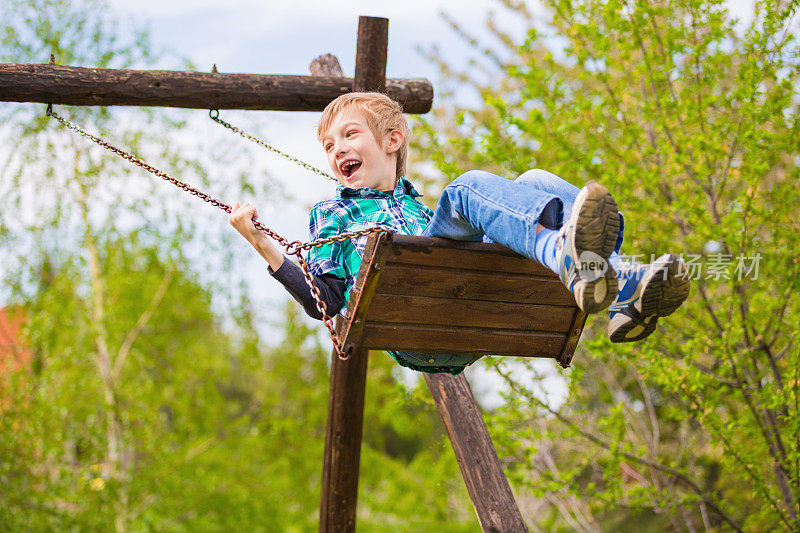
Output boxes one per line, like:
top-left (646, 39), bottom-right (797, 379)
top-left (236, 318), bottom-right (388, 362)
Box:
top-left (412, 0), bottom-right (799, 531)
top-left (0, 235), bottom-right (476, 530)
top-left (1, 1), bottom-right (477, 530)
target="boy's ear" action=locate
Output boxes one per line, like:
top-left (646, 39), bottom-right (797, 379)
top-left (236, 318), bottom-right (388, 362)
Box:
top-left (384, 129), bottom-right (404, 154)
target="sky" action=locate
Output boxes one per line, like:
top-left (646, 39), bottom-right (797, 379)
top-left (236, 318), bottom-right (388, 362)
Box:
top-left (106, 0), bottom-right (532, 75)
top-left (97, 0), bottom-right (756, 219)
top-left (100, 0), bottom-right (537, 211)
top-left (97, 0), bottom-right (532, 233)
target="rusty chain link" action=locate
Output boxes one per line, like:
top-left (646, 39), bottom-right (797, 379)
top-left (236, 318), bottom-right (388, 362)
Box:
top-left (46, 104), bottom-right (388, 360)
top-left (209, 109), bottom-right (336, 182)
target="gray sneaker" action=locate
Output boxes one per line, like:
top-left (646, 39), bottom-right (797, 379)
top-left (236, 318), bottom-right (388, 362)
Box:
top-left (555, 181), bottom-right (621, 313)
top-left (606, 254), bottom-right (691, 343)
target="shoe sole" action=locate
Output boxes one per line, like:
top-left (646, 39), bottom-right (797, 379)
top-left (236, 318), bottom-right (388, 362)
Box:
top-left (607, 254), bottom-right (691, 342)
top-left (568, 181), bottom-right (621, 313)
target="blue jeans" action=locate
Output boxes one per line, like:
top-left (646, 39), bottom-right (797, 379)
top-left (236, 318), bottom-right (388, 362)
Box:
top-left (422, 169), bottom-right (626, 260)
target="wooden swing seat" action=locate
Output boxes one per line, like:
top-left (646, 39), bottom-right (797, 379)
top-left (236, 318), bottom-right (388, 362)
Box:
top-left (339, 232), bottom-right (587, 367)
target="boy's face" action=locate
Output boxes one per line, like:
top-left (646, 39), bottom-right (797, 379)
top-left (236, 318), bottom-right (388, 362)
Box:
top-left (322, 108), bottom-right (401, 192)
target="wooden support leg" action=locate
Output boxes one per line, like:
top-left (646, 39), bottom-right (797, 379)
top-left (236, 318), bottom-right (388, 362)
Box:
top-left (319, 346), bottom-right (369, 532)
top-left (424, 373), bottom-right (528, 533)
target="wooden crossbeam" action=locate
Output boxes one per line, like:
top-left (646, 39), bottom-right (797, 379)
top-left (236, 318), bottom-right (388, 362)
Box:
top-left (0, 63), bottom-right (432, 113)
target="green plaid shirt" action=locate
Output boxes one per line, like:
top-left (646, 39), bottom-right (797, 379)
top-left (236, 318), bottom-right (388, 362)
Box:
top-left (306, 177), bottom-right (433, 309)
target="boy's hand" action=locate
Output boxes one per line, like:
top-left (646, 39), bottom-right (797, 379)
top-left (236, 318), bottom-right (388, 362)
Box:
top-left (229, 202), bottom-right (261, 241)
top-left (228, 202), bottom-right (285, 271)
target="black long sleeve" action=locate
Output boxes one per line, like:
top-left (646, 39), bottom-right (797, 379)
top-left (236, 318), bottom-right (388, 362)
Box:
top-left (269, 258), bottom-right (347, 320)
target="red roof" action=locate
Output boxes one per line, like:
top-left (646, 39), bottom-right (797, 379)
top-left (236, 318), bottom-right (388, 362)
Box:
top-left (0, 307), bottom-right (30, 373)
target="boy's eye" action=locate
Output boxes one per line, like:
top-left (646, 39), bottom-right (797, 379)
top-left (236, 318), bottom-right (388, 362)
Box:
top-left (346, 130), bottom-right (357, 137)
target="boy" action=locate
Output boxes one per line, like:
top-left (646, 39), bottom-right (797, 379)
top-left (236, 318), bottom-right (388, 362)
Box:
top-left (229, 93), bottom-right (690, 374)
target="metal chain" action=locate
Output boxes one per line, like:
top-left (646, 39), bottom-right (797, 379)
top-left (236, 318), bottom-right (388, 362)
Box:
top-left (46, 104), bottom-right (388, 360)
top-left (209, 109), bottom-right (336, 182)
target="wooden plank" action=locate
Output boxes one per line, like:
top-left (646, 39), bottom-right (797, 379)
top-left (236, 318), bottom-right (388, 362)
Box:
top-left (558, 309), bottom-right (587, 368)
top-left (320, 17), bottom-right (389, 533)
top-left (425, 373), bottom-right (528, 532)
top-left (385, 235), bottom-right (555, 276)
top-left (367, 294), bottom-right (575, 333)
top-left (339, 233), bottom-right (393, 355)
top-left (376, 264), bottom-right (576, 306)
top-left (360, 322), bottom-right (566, 357)
top-left (319, 343), bottom-right (370, 533)
top-left (0, 63), bottom-right (433, 113)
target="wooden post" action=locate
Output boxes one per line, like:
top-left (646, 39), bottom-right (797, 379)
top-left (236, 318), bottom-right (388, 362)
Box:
top-left (353, 16), bottom-right (388, 93)
top-left (318, 16), bottom-right (389, 533)
top-left (319, 342), bottom-right (369, 532)
top-left (424, 373), bottom-right (529, 533)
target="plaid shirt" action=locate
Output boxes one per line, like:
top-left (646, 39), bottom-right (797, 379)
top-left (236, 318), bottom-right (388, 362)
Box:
top-left (306, 177), bottom-right (433, 308)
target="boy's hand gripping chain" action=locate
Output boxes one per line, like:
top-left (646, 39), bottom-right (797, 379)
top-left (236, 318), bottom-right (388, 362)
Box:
top-left (46, 105), bottom-right (388, 360)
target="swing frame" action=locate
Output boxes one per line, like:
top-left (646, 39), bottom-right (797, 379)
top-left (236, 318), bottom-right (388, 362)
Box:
top-left (0, 16), bottom-right (595, 532)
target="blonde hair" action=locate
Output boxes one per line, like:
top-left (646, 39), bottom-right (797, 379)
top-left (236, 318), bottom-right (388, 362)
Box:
top-left (317, 92), bottom-right (410, 179)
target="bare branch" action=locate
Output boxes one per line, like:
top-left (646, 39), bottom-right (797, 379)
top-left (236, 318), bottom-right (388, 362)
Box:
top-left (112, 267), bottom-right (174, 380)
top-left (636, 372), bottom-right (660, 453)
top-left (495, 367), bottom-right (744, 532)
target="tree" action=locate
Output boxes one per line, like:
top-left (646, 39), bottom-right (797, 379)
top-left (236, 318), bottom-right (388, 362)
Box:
top-left (0, 1), bottom-right (269, 528)
top-left (1, 232), bottom-right (478, 531)
top-left (411, 0), bottom-right (799, 530)
top-left (1, 234), bottom-right (262, 530)
top-left (1, 2), bottom-right (478, 530)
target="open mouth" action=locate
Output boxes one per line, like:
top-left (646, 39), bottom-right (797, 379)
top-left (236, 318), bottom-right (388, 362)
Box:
top-left (340, 160), bottom-right (362, 179)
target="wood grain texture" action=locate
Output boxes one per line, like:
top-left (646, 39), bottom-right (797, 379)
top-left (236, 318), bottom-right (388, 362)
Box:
top-left (319, 343), bottom-right (369, 533)
top-left (385, 235), bottom-right (555, 276)
top-left (337, 233), bottom-right (587, 361)
top-left (376, 263), bottom-right (576, 306)
top-left (425, 373), bottom-right (528, 532)
top-left (340, 233), bottom-right (393, 355)
top-left (353, 17), bottom-right (388, 93)
top-left (309, 54), bottom-right (345, 77)
top-left (367, 293), bottom-right (575, 332)
top-left (0, 63), bottom-right (432, 113)
top-left (558, 309), bottom-right (587, 368)
top-left (360, 322), bottom-right (566, 356)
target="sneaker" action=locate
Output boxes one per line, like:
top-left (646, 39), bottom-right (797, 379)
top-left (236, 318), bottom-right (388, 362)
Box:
top-left (555, 181), bottom-right (621, 313)
top-left (606, 254), bottom-right (691, 343)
